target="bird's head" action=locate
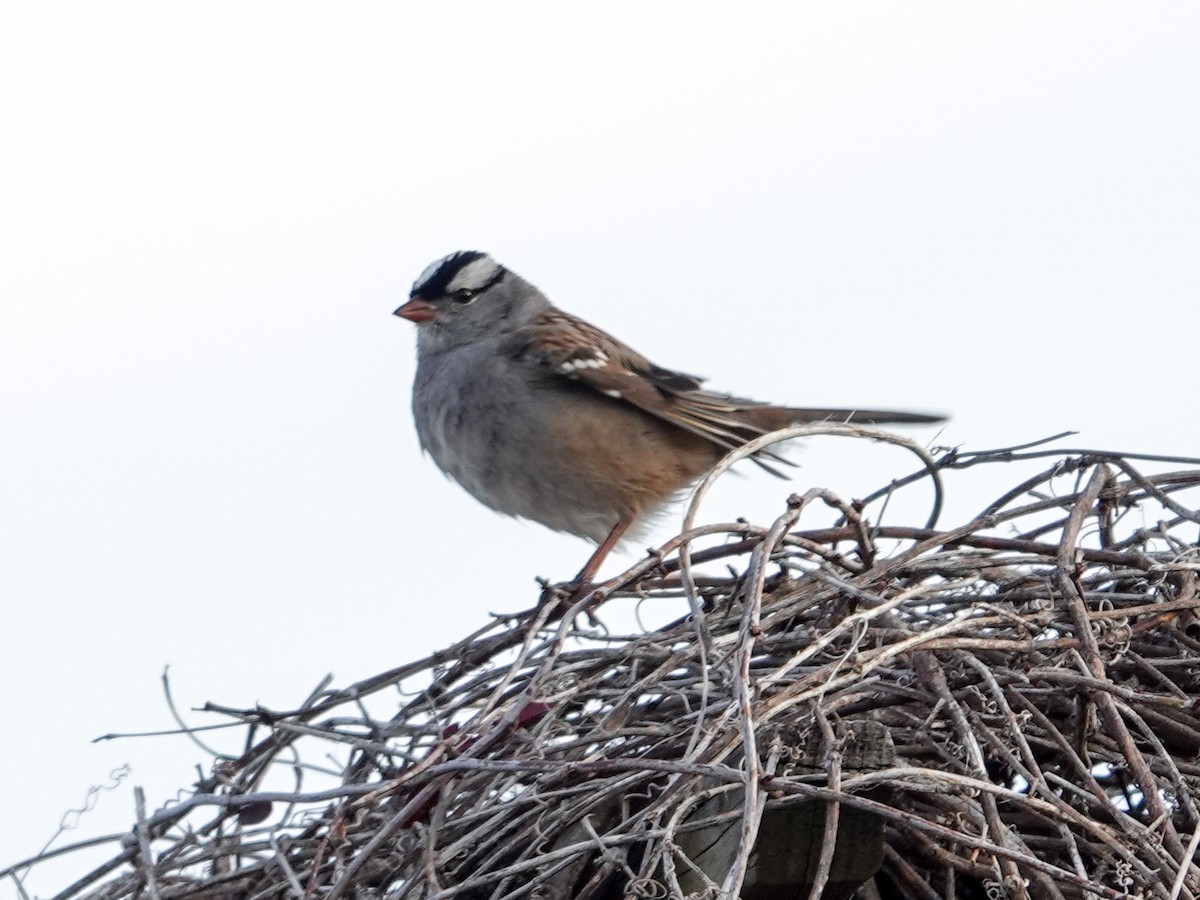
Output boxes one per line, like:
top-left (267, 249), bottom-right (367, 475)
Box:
top-left (395, 251), bottom-right (548, 350)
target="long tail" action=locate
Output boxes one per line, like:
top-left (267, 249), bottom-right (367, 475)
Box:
top-left (676, 396), bottom-right (946, 477)
top-left (774, 406), bottom-right (945, 427)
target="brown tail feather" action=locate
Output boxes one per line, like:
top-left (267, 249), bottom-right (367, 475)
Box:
top-left (720, 403), bottom-right (944, 434)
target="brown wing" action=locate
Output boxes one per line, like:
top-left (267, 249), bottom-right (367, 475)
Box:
top-left (508, 308), bottom-right (943, 470)
top-left (506, 310), bottom-right (757, 448)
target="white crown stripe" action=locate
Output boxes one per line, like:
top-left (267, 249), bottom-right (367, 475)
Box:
top-left (411, 251), bottom-right (502, 297)
top-left (447, 256), bottom-right (503, 293)
top-left (413, 257), bottom-right (448, 293)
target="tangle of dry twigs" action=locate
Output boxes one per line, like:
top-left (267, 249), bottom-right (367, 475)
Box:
top-left (8, 431), bottom-right (1200, 900)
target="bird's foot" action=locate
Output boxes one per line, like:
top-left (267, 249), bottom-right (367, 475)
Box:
top-left (536, 577), bottom-right (606, 629)
top-left (537, 577), bottom-right (600, 607)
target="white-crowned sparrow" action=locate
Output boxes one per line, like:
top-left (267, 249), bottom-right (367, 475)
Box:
top-left (395, 251), bottom-right (944, 587)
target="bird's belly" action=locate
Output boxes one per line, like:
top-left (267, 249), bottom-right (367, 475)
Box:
top-left (414, 373), bottom-right (717, 544)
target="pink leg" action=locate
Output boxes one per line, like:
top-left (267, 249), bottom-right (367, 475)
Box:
top-left (571, 517), bottom-right (632, 591)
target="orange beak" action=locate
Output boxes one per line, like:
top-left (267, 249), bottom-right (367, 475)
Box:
top-left (394, 296), bottom-right (436, 323)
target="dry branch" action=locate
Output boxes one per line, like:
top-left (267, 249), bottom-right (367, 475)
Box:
top-left (8, 432), bottom-right (1200, 899)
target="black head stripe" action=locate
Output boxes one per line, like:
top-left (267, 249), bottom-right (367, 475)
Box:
top-left (412, 250), bottom-right (495, 298)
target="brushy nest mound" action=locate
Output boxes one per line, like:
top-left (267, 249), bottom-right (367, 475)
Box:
top-left (11, 428), bottom-right (1200, 900)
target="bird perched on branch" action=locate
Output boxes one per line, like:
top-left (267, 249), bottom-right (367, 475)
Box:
top-left (395, 251), bottom-right (943, 591)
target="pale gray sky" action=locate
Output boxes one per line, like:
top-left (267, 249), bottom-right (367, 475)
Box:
top-left (3, 4), bottom-right (1199, 894)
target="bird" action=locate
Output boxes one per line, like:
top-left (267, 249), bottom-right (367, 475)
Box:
top-left (395, 251), bottom-right (944, 591)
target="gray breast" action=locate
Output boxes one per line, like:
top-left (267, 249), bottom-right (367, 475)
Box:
top-left (412, 342), bottom-right (621, 543)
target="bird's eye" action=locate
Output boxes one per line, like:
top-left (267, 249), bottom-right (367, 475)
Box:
top-left (452, 289), bottom-right (477, 304)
